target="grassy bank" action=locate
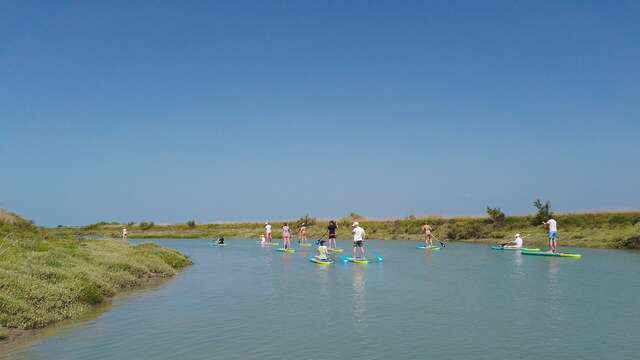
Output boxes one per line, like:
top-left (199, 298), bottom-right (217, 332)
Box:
top-left (0, 210), bottom-right (192, 336)
top-left (48, 211), bottom-right (640, 249)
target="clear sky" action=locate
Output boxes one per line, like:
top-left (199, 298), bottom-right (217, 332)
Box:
top-left (1, 1), bottom-right (639, 226)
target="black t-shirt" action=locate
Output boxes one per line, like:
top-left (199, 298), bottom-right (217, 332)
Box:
top-left (327, 224), bottom-right (337, 235)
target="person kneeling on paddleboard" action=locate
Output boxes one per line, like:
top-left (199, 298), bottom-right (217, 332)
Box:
top-left (316, 242), bottom-right (329, 261)
top-left (352, 222), bottom-right (366, 260)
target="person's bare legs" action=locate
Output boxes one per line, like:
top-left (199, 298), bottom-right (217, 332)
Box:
top-left (352, 244), bottom-right (357, 259)
top-left (360, 245), bottom-right (366, 259)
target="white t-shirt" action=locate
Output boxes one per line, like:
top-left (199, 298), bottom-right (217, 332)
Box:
top-left (265, 224), bottom-right (272, 234)
top-left (353, 226), bottom-right (365, 241)
top-left (547, 219), bottom-right (557, 232)
top-left (514, 236), bottom-right (523, 248)
top-left (122, 229), bottom-right (127, 236)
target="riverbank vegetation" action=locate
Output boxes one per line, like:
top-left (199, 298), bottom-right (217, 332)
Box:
top-left (0, 210), bottom-right (192, 336)
top-left (48, 209), bottom-right (640, 249)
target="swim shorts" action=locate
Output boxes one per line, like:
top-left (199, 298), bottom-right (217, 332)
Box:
top-left (549, 231), bottom-right (557, 240)
top-left (353, 240), bottom-right (363, 248)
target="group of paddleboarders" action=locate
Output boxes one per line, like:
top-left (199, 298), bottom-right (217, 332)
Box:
top-left (495, 217), bottom-right (559, 253)
top-left (254, 216), bottom-right (560, 258)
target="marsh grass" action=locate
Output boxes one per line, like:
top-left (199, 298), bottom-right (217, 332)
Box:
top-left (0, 211), bottom-right (192, 331)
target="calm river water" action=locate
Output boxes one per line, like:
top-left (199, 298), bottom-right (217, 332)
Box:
top-left (2, 239), bottom-right (639, 359)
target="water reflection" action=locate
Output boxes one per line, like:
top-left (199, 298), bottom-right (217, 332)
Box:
top-left (351, 266), bottom-right (368, 335)
top-left (545, 259), bottom-right (563, 321)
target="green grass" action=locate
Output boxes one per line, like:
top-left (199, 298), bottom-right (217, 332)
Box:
top-left (49, 211), bottom-right (640, 249)
top-left (0, 211), bottom-right (192, 331)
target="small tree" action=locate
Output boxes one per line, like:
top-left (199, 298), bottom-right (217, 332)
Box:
top-left (486, 206), bottom-right (506, 224)
top-left (532, 199), bottom-right (554, 225)
top-left (296, 214), bottom-right (316, 228)
top-left (187, 220), bottom-right (196, 228)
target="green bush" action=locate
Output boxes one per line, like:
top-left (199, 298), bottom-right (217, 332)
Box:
top-left (532, 199), bottom-right (554, 225)
top-left (486, 206), bottom-right (506, 224)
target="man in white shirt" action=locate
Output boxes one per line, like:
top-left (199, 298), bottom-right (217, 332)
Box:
top-left (265, 222), bottom-right (272, 243)
top-left (543, 218), bottom-right (558, 253)
top-left (352, 222), bottom-right (366, 260)
top-left (500, 233), bottom-right (523, 249)
top-left (122, 228), bottom-right (128, 242)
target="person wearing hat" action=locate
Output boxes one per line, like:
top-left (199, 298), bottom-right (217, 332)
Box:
top-left (298, 223), bottom-right (308, 246)
top-left (352, 222), bottom-right (366, 260)
top-left (264, 222), bottom-right (272, 244)
top-left (501, 233), bottom-right (524, 249)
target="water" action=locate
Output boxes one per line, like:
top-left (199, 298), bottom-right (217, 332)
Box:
top-left (3, 240), bottom-right (639, 359)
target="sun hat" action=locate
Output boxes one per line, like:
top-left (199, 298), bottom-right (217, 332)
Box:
top-left (515, 233), bottom-right (521, 237)
top-left (352, 222), bottom-right (359, 227)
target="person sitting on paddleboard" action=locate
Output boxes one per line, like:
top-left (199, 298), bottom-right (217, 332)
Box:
top-left (422, 223), bottom-right (433, 247)
top-left (316, 242), bottom-right (329, 261)
top-left (352, 222), bottom-right (366, 260)
top-left (298, 223), bottom-right (308, 245)
top-left (217, 236), bottom-right (224, 245)
top-left (327, 220), bottom-right (338, 249)
top-left (543, 218), bottom-right (558, 253)
top-left (282, 223), bottom-right (291, 249)
top-left (501, 234), bottom-right (523, 249)
top-left (265, 222), bottom-right (272, 243)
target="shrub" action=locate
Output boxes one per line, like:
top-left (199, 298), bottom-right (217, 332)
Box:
top-left (295, 214), bottom-right (316, 228)
top-left (187, 220), bottom-right (196, 228)
top-left (532, 199), bottom-right (554, 225)
top-left (138, 222), bottom-right (154, 230)
top-left (486, 206), bottom-right (506, 224)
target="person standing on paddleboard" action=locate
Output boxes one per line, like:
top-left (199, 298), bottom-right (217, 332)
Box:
top-left (352, 222), bottom-right (366, 260)
top-left (282, 223), bottom-right (291, 249)
top-left (298, 223), bottom-right (308, 245)
top-left (327, 220), bottom-right (338, 249)
top-left (422, 223), bottom-right (433, 247)
top-left (265, 222), bottom-right (273, 244)
top-left (543, 218), bottom-right (558, 253)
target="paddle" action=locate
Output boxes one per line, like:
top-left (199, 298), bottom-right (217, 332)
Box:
top-left (314, 233), bottom-right (327, 246)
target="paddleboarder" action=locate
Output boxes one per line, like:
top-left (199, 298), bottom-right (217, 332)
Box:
top-left (282, 223), bottom-right (291, 249)
top-left (298, 223), bottom-right (308, 245)
top-left (265, 222), bottom-right (272, 244)
top-left (422, 223), bottom-right (433, 247)
top-left (543, 218), bottom-right (558, 253)
top-left (316, 242), bottom-right (329, 261)
top-left (352, 222), bottom-right (366, 260)
top-left (327, 220), bottom-right (338, 249)
top-left (501, 233), bottom-right (523, 249)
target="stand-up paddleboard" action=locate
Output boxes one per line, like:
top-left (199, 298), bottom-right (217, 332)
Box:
top-left (521, 250), bottom-right (582, 258)
top-left (328, 248), bottom-right (344, 253)
top-left (416, 245), bottom-right (440, 250)
top-left (276, 248), bottom-right (296, 253)
top-left (342, 256), bottom-right (383, 264)
top-left (491, 245), bottom-right (541, 251)
top-left (309, 257), bottom-right (333, 265)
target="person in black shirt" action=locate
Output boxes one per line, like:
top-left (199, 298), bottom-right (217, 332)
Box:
top-left (327, 220), bottom-right (338, 249)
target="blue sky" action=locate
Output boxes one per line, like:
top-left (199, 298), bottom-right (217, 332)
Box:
top-left (1, 1), bottom-right (639, 226)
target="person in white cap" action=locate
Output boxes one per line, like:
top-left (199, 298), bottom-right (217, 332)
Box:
top-left (352, 222), bottom-right (366, 260)
top-left (265, 222), bottom-right (272, 244)
top-left (501, 233), bottom-right (524, 249)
